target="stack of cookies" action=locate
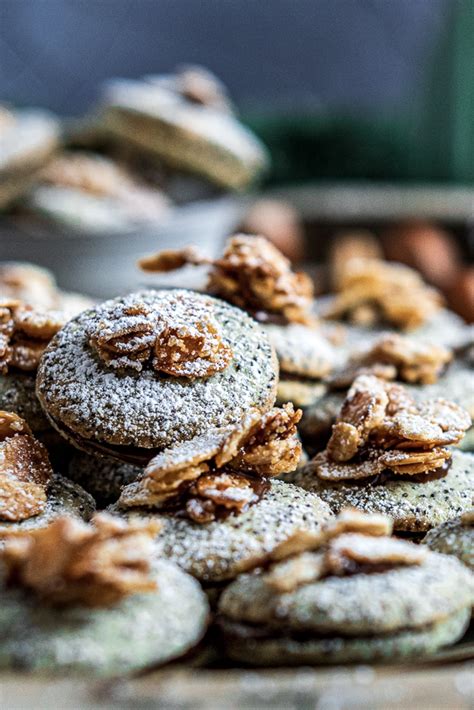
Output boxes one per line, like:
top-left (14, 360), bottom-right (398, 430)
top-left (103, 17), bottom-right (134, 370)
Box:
top-left (0, 235), bottom-right (472, 676)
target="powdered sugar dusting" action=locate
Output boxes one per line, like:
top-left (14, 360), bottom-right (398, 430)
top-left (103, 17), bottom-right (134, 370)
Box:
top-left (37, 290), bottom-right (277, 450)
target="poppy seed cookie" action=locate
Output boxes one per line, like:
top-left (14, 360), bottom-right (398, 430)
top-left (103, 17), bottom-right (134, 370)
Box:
top-left (219, 537), bottom-right (473, 665)
top-left (36, 290), bottom-right (278, 462)
top-left (219, 609), bottom-right (470, 666)
top-left (286, 450), bottom-right (474, 532)
top-left (0, 559), bottom-right (209, 676)
top-left (114, 480), bottom-right (332, 583)
top-left (423, 515), bottom-right (474, 570)
top-left (68, 452), bottom-right (140, 506)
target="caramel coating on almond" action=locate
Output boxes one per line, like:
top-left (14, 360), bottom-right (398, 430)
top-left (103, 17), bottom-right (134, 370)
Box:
top-left (88, 295), bottom-right (233, 378)
top-left (1, 513), bottom-right (161, 607)
top-left (0, 411), bottom-right (52, 522)
top-left (0, 300), bottom-right (65, 374)
top-left (139, 234), bottom-right (315, 325)
top-left (315, 375), bottom-right (470, 481)
top-left (119, 404), bottom-right (302, 522)
top-left (323, 258), bottom-right (443, 330)
top-left (262, 510), bottom-right (425, 593)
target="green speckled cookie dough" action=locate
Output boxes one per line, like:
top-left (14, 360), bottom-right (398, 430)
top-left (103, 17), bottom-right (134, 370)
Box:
top-left (114, 480), bottom-right (332, 583)
top-left (0, 559), bottom-right (209, 676)
top-left (36, 290), bottom-right (278, 459)
top-left (423, 517), bottom-right (474, 570)
top-left (219, 609), bottom-right (470, 666)
top-left (0, 475), bottom-right (95, 537)
top-left (68, 452), bottom-right (140, 506)
top-left (285, 450), bottom-right (474, 532)
top-left (218, 551), bottom-right (473, 665)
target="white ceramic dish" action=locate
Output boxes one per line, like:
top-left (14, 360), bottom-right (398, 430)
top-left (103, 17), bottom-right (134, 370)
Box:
top-left (0, 195), bottom-right (244, 298)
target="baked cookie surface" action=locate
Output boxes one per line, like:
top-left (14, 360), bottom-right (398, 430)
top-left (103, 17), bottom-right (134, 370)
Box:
top-left (37, 289), bottom-right (278, 458)
top-left (286, 450), bottom-right (474, 532)
top-left (114, 480), bottom-right (332, 583)
top-left (0, 373), bottom-right (50, 433)
top-left (0, 559), bottom-right (208, 676)
top-left (423, 515), bottom-right (474, 569)
top-left (68, 452), bottom-right (140, 506)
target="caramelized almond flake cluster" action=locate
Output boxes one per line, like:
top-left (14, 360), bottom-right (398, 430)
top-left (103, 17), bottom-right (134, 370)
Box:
top-left (263, 509), bottom-right (425, 593)
top-left (89, 303), bottom-right (157, 372)
top-left (138, 234), bottom-right (315, 325)
top-left (216, 402), bottom-right (302, 476)
top-left (0, 300), bottom-right (66, 374)
top-left (185, 472), bottom-right (259, 524)
top-left (119, 404), bottom-right (302, 523)
top-left (0, 411), bottom-right (52, 522)
top-left (328, 335), bottom-right (452, 389)
top-left (323, 258), bottom-right (443, 330)
top-left (139, 246), bottom-right (208, 273)
top-left (1, 513), bottom-right (161, 607)
top-left (314, 375), bottom-right (470, 481)
top-left (88, 296), bottom-right (233, 378)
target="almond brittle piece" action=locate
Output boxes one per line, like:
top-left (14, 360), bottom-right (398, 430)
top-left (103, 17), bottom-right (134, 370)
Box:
top-left (221, 403), bottom-right (302, 476)
top-left (326, 375), bottom-right (388, 462)
top-left (360, 334), bottom-right (452, 385)
top-left (139, 246), bottom-right (208, 272)
top-left (153, 316), bottom-right (232, 378)
top-left (264, 551), bottom-right (326, 593)
top-left (0, 412), bottom-right (52, 522)
top-left (325, 533), bottom-right (427, 576)
top-left (2, 513), bottom-right (161, 607)
top-left (323, 258), bottom-right (443, 330)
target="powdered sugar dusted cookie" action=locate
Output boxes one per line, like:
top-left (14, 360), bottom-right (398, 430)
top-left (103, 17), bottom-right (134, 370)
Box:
top-left (111, 405), bottom-right (332, 583)
top-left (101, 67), bottom-right (268, 190)
top-left (68, 452), bottom-right (140, 506)
top-left (37, 289), bottom-right (278, 463)
top-left (0, 515), bottom-right (208, 675)
top-left (137, 480), bottom-right (332, 583)
top-left (286, 376), bottom-right (473, 532)
top-left (218, 511), bottom-right (473, 665)
top-left (423, 510), bottom-right (474, 570)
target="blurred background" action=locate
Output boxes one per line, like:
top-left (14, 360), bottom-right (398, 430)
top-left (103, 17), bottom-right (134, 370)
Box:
top-left (0, 0), bottom-right (473, 318)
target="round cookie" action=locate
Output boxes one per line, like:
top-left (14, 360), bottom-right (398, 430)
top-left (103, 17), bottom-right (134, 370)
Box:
top-left (114, 480), bottom-right (332, 584)
top-left (263, 323), bottom-right (338, 381)
top-left (0, 474), bottom-right (95, 537)
top-left (286, 450), bottom-right (474, 533)
top-left (220, 609), bottom-right (470, 666)
top-left (423, 515), bottom-right (474, 570)
top-left (36, 289), bottom-right (278, 462)
top-left (101, 70), bottom-right (268, 190)
top-left (0, 559), bottom-right (209, 676)
top-left (219, 550), bottom-right (473, 665)
top-left (68, 452), bottom-right (140, 506)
